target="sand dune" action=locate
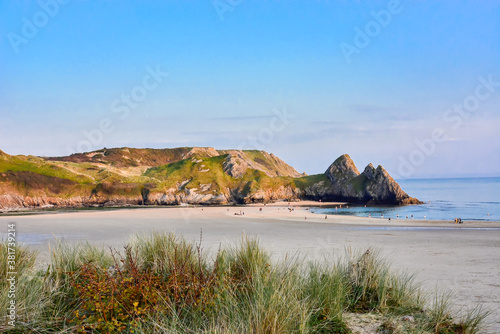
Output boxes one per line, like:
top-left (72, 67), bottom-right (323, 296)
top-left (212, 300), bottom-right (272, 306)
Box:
top-left (1, 205), bottom-right (499, 332)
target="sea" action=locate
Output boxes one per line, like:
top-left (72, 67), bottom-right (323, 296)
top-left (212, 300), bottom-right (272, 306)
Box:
top-left (311, 177), bottom-right (500, 222)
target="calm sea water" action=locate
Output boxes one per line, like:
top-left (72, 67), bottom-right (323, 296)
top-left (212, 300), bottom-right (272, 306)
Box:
top-left (312, 177), bottom-right (500, 221)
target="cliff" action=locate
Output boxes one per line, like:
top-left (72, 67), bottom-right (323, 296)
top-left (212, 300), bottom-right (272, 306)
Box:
top-left (0, 148), bottom-right (420, 211)
top-left (320, 155), bottom-right (421, 205)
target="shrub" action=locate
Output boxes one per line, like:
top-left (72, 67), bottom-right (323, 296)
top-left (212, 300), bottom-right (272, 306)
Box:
top-left (0, 233), bottom-right (489, 333)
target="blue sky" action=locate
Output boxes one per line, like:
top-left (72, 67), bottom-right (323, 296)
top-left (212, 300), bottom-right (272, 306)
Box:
top-left (0, 0), bottom-right (499, 178)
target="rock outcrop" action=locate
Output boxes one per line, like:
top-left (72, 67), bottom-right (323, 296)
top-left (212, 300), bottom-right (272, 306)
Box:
top-left (321, 154), bottom-right (421, 205)
top-left (241, 185), bottom-right (300, 204)
top-left (324, 154), bottom-right (361, 198)
top-left (221, 150), bottom-right (303, 178)
top-left (222, 153), bottom-right (251, 179)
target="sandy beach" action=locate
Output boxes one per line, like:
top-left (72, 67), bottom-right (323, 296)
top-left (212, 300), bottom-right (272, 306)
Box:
top-left (1, 204), bottom-right (499, 332)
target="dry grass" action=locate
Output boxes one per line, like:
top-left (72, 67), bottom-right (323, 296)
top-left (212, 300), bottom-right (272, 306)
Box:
top-left (0, 234), bottom-right (490, 333)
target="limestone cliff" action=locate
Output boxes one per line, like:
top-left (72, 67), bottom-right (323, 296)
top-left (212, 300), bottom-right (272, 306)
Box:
top-left (321, 155), bottom-right (421, 205)
top-left (0, 148), bottom-right (420, 211)
top-left (221, 150), bottom-right (303, 178)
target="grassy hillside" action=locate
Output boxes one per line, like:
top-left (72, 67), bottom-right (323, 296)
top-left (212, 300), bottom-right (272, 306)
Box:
top-left (0, 148), bottom-right (312, 206)
top-left (47, 147), bottom-right (200, 167)
top-left (2, 147), bottom-right (410, 208)
top-left (293, 173), bottom-right (330, 188)
top-left (0, 153), bottom-right (93, 184)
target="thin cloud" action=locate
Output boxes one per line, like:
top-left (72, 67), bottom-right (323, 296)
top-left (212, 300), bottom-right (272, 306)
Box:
top-left (348, 104), bottom-right (401, 114)
top-left (205, 115), bottom-right (273, 121)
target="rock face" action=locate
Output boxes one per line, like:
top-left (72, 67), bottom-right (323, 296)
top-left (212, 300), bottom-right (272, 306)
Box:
top-left (222, 153), bottom-right (251, 179)
top-left (322, 154), bottom-right (421, 205)
top-left (240, 185), bottom-right (300, 204)
top-left (324, 154), bottom-right (361, 198)
top-left (220, 150), bottom-right (303, 178)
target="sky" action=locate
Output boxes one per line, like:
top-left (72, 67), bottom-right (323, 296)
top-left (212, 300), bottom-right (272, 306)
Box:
top-left (0, 0), bottom-right (499, 179)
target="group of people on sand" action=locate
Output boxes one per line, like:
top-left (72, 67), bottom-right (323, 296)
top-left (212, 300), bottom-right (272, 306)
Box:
top-left (227, 204), bottom-right (469, 224)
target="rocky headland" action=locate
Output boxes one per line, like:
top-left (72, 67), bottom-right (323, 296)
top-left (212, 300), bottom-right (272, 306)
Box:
top-left (0, 147), bottom-right (421, 211)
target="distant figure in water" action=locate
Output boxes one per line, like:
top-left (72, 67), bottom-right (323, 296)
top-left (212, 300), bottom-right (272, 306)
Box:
top-left (381, 214), bottom-right (384, 218)
top-left (406, 215), bottom-right (409, 219)
top-left (424, 215), bottom-right (426, 220)
top-left (397, 214), bottom-right (399, 218)
top-left (411, 215), bottom-right (413, 219)
top-left (368, 214), bottom-right (371, 218)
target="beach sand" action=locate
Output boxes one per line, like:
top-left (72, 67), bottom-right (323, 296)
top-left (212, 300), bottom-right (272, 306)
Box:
top-left (1, 203), bottom-right (499, 332)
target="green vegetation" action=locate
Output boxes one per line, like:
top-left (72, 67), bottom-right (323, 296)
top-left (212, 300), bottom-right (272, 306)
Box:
top-left (293, 174), bottom-right (331, 188)
top-left (0, 234), bottom-right (489, 333)
top-left (0, 147), bottom-right (313, 205)
top-left (0, 155), bottom-right (94, 184)
top-left (348, 174), bottom-right (369, 194)
top-left (145, 154), bottom-right (299, 197)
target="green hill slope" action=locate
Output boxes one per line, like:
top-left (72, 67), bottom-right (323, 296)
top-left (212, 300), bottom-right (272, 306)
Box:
top-left (0, 147), bottom-right (419, 210)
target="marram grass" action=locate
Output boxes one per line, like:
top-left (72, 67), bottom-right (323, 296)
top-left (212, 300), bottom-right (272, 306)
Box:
top-left (0, 233), bottom-right (490, 333)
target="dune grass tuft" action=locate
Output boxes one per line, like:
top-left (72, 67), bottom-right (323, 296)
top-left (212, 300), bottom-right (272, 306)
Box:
top-left (0, 234), bottom-right (490, 333)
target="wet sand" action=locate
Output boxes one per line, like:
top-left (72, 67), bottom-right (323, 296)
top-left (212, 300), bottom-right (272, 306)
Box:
top-left (1, 204), bottom-right (499, 332)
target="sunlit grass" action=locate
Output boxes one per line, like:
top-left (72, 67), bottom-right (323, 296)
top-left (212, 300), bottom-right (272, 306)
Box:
top-left (0, 234), bottom-right (490, 333)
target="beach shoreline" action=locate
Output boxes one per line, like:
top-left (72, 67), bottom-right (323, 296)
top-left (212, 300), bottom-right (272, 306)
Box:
top-left (1, 205), bottom-right (499, 331)
top-left (1, 201), bottom-right (498, 226)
